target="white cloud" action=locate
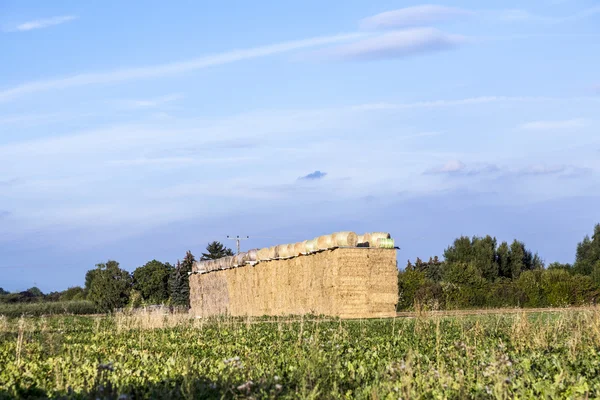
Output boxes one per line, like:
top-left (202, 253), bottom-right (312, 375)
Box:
top-left (13, 15), bottom-right (77, 32)
top-left (425, 160), bottom-right (499, 176)
top-left (320, 28), bottom-right (467, 61)
top-left (0, 32), bottom-right (365, 103)
top-left (518, 119), bottom-right (589, 131)
top-left (360, 5), bottom-right (473, 30)
top-left (115, 93), bottom-right (184, 109)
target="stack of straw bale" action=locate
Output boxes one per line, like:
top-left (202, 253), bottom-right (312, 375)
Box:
top-left (190, 231), bottom-right (394, 275)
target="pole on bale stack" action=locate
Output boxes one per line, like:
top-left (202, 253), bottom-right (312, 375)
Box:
top-left (226, 235), bottom-right (250, 254)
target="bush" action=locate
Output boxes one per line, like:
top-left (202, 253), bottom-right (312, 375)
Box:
top-left (0, 301), bottom-right (99, 318)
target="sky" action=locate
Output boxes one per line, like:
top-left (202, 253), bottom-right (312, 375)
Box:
top-left (1, 0), bottom-right (599, 292)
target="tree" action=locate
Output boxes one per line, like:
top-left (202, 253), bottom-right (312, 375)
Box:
top-left (0, 288), bottom-right (9, 295)
top-left (27, 287), bottom-right (44, 297)
top-left (171, 251), bottom-right (196, 307)
top-left (201, 241), bottom-right (234, 260)
top-left (132, 260), bottom-right (173, 304)
top-left (497, 241), bottom-right (511, 279)
top-left (59, 286), bottom-right (86, 301)
top-left (509, 240), bottom-right (525, 279)
top-left (86, 260), bottom-right (132, 312)
top-left (574, 223), bottom-right (600, 275)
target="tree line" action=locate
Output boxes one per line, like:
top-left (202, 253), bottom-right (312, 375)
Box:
top-left (398, 223), bottom-right (600, 310)
top-left (0, 241), bottom-right (233, 313)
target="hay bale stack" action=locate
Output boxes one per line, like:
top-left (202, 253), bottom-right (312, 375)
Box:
top-left (189, 247), bottom-right (398, 319)
top-left (332, 231), bottom-right (358, 247)
top-left (317, 234), bottom-right (334, 250)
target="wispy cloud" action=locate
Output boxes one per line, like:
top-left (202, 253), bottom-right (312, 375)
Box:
top-left (425, 161), bottom-right (592, 179)
top-left (424, 160), bottom-right (499, 176)
top-left (115, 93), bottom-right (184, 109)
top-left (352, 95), bottom-right (560, 111)
top-left (511, 164), bottom-right (591, 178)
top-left (0, 32), bottom-right (364, 103)
top-left (360, 5), bottom-right (473, 30)
top-left (299, 171), bottom-right (327, 180)
top-left (496, 6), bottom-right (600, 23)
top-left (13, 15), bottom-right (77, 32)
top-left (518, 119), bottom-right (589, 131)
top-left (106, 156), bottom-right (256, 167)
top-left (319, 28), bottom-right (466, 61)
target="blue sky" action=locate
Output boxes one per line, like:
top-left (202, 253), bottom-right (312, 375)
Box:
top-left (1, 0), bottom-right (599, 292)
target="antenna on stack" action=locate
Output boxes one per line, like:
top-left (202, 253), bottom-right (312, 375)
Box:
top-left (226, 235), bottom-right (250, 255)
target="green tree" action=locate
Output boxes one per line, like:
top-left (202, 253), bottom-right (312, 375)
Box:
top-left (132, 260), bottom-right (173, 304)
top-left (59, 286), bottom-right (85, 301)
top-left (171, 251), bottom-right (196, 307)
top-left (509, 240), bottom-right (526, 279)
top-left (497, 241), bottom-right (511, 279)
top-left (0, 288), bottom-right (8, 295)
top-left (472, 236), bottom-right (499, 281)
top-left (574, 223), bottom-right (600, 275)
top-left (200, 241), bottom-right (234, 260)
top-left (86, 260), bottom-right (132, 312)
top-left (27, 287), bottom-right (44, 297)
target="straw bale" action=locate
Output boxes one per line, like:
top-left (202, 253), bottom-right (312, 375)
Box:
top-left (245, 249), bottom-right (258, 262)
top-left (317, 234), bottom-right (334, 250)
top-left (332, 231), bottom-right (358, 247)
top-left (286, 243), bottom-right (295, 257)
top-left (370, 232), bottom-right (391, 246)
top-left (305, 238), bottom-right (318, 253)
top-left (221, 256), bottom-right (234, 269)
top-left (294, 242), bottom-right (306, 255)
top-left (189, 247), bottom-right (398, 319)
top-left (276, 244), bottom-right (289, 258)
top-left (257, 247), bottom-right (270, 261)
top-left (376, 238), bottom-right (395, 249)
top-left (234, 253), bottom-right (246, 266)
top-left (269, 246), bottom-right (279, 259)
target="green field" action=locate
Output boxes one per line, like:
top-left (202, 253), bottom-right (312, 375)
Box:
top-left (1, 309), bottom-right (600, 399)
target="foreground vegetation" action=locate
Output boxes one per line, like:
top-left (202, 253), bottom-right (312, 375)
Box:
top-left (1, 308), bottom-right (600, 399)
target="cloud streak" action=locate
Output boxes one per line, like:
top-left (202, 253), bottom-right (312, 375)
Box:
top-left (360, 5), bottom-right (473, 30)
top-left (518, 119), bottom-right (589, 131)
top-left (320, 28), bottom-right (466, 61)
top-left (13, 15), bottom-right (77, 32)
top-left (0, 32), bottom-right (365, 103)
top-left (424, 160), bottom-right (499, 176)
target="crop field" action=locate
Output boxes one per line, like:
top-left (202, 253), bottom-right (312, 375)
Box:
top-left (1, 308), bottom-right (600, 399)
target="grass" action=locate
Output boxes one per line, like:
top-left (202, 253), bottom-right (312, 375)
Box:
top-left (1, 308), bottom-right (600, 399)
